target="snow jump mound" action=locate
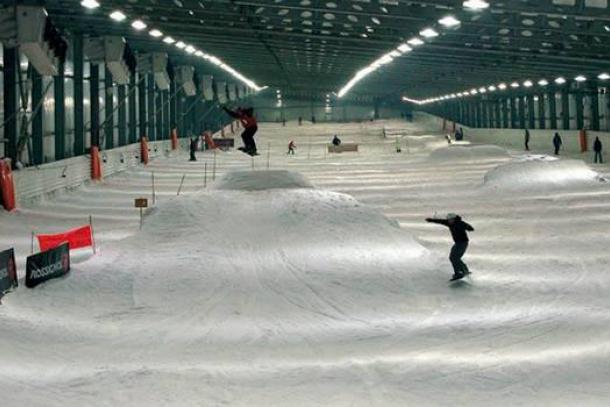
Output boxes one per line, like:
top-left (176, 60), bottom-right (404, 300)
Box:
top-left (429, 144), bottom-right (509, 162)
top-left (483, 158), bottom-right (606, 192)
top-left (214, 170), bottom-right (314, 191)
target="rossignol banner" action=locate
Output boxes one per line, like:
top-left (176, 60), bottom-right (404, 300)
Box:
top-left (26, 243), bottom-right (70, 288)
top-left (0, 248), bottom-right (18, 298)
top-left (228, 84), bottom-right (237, 101)
top-left (201, 75), bottom-right (214, 101)
top-left (216, 81), bottom-right (228, 104)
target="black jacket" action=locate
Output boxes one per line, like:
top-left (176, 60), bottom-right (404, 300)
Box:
top-left (426, 217), bottom-right (474, 243)
top-left (594, 138), bottom-right (602, 152)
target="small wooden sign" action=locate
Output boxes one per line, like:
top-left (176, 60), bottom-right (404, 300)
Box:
top-left (134, 198), bottom-right (148, 208)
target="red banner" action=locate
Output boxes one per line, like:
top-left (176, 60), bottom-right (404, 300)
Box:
top-left (0, 159), bottom-right (16, 211)
top-left (37, 225), bottom-right (93, 252)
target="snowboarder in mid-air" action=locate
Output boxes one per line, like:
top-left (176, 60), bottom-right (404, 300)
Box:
top-left (426, 213), bottom-right (475, 281)
top-left (222, 105), bottom-right (258, 156)
top-left (287, 140), bottom-right (296, 155)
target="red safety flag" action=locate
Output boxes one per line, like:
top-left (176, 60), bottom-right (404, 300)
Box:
top-left (37, 225), bottom-right (93, 252)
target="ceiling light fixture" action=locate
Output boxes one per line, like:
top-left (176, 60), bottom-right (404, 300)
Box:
top-left (555, 77), bottom-right (567, 84)
top-left (463, 0), bottom-right (490, 10)
top-left (81, 0), bottom-right (100, 9)
top-left (439, 16), bottom-right (461, 27)
top-left (149, 29), bottom-right (163, 38)
top-left (163, 36), bottom-right (176, 44)
top-left (109, 10), bottom-right (126, 21)
top-left (420, 28), bottom-right (439, 38)
top-left (131, 20), bottom-right (147, 30)
top-left (598, 73), bottom-right (610, 80)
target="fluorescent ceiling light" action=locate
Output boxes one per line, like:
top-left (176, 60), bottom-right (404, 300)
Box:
top-left (523, 80), bottom-right (533, 87)
top-left (389, 50), bottom-right (401, 58)
top-left (420, 28), bottom-right (439, 38)
top-left (510, 82), bottom-right (520, 88)
top-left (149, 29), bottom-right (163, 38)
top-left (598, 73), bottom-right (610, 80)
top-left (538, 79), bottom-right (549, 86)
top-left (488, 85), bottom-right (496, 92)
top-left (185, 45), bottom-right (196, 54)
top-left (397, 44), bottom-right (412, 53)
top-left (463, 0), bottom-right (489, 10)
top-left (378, 54), bottom-right (394, 65)
top-left (163, 36), bottom-right (175, 44)
top-left (498, 83), bottom-right (507, 90)
top-left (574, 75), bottom-right (587, 82)
top-left (109, 11), bottom-right (127, 22)
top-left (555, 77), bottom-right (566, 84)
top-left (478, 87), bottom-right (487, 93)
top-left (407, 37), bottom-right (424, 46)
top-left (195, 50), bottom-right (204, 57)
top-left (175, 41), bottom-right (186, 49)
top-left (81, 0), bottom-right (100, 9)
top-left (439, 16), bottom-right (461, 27)
top-left (131, 20), bottom-right (147, 30)
top-left (470, 89), bottom-right (478, 95)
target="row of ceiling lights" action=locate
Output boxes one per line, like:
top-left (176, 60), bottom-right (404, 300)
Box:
top-left (276, 89), bottom-right (282, 107)
top-left (336, 0), bottom-right (490, 98)
top-left (403, 73), bottom-right (610, 105)
top-left (80, 0), bottom-right (264, 91)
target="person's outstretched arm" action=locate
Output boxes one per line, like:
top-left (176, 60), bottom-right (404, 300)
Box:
top-left (461, 220), bottom-right (475, 232)
top-left (426, 218), bottom-right (449, 226)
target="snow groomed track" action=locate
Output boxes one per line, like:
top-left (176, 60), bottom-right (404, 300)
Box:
top-left (1, 120), bottom-right (610, 406)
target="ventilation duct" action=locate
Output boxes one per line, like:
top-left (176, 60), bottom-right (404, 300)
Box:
top-left (0, 6), bottom-right (67, 76)
top-left (175, 66), bottom-right (197, 96)
top-left (84, 36), bottom-right (135, 85)
top-left (201, 75), bottom-right (215, 101)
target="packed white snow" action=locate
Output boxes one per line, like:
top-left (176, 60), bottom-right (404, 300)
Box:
top-left (428, 144), bottom-right (510, 162)
top-left (483, 158), bottom-right (606, 191)
top-left (1, 119), bottom-right (610, 406)
top-left (215, 169), bottom-right (314, 190)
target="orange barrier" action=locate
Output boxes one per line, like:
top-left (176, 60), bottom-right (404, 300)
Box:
top-left (204, 131), bottom-right (217, 149)
top-left (0, 159), bottom-right (16, 211)
top-left (170, 128), bottom-right (178, 150)
top-left (37, 224), bottom-right (94, 252)
top-left (140, 137), bottom-right (149, 164)
top-left (90, 146), bottom-right (102, 181)
top-left (579, 129), bottom-right (587, 153)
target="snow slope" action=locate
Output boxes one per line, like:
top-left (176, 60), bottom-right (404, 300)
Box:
top-left (2, 119), bottom-right (610, 406)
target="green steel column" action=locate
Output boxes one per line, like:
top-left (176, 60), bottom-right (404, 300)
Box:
top-left (527, 94), bottom-right (535, 129)
top-left (177, 89), bottom-right (185, 137)
top-left (538, 93), bottom-right (546, 129)
top-left (163, 90), bottom-right (171, 138)
top-left (73, 34), bottom-right (85, 156)
top-left (2, 46), bottom-right (18, 166)
top-left (31, 68), bottom-right (44, 165)
top-left (170, 79), bottom-right (177, 135)
top-left (590, 84), bottom-right (600, 131)
top-left (54, 60), bottom-right (65, 160)
top-left (90, 64), bottom-right (100, 147)
top-left (501, 98), bottom-right (509, 128)
top-left (561, 87), bottom-right (570, 130)
top-left (495, 99), bottom-right (501, 128)
top-left (138, 73), bottom-right (147, 139)
top-left (104, 67), bottom-right (114, 150)
top-left (147, 74), bottom-right (155, 141)
top-left (128, 74), bottom-right (137, 144)
top-left (518, 95), bottom-right (526, 128)
top-left (509, 96), bottom-right (517, 128)
top-left (478, 100), bottom-right (486, 128)
top-left (548, 90), bottom-right (557, 129)
top-left (118, 85), bottom-right (127, 146)
top-left (574, 88), bottom-right (585, 130)
top-left (156, 86), bottom-right (163, 140)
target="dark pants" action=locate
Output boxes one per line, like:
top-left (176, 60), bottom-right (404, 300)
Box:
top-left (189, 150), bottom-right (196, 161)
top-left (241, 126), bottom-right (258, 152)
top-left (594, 151), bottom-right (603, 163)
top-left (450, 241), bottom-right (469, 276)
top-left (554, 145), bottom-right (560, 155)
top-left (525, 140), bottom-right (529, 151)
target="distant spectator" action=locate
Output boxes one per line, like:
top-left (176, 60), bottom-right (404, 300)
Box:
top-left (189, 137), bottom-right (198, 161)
top-left (553, 132), bottom-right (562, 155)
top-left (288, 140), bottom-right (296, 155)
top-left (298, 116), bottom-right (303, 126)
top-left (311, 115), bottom-right (316, 124)
top-left (525, 129), bottom-right (530, 151)
top-left (594, 136), bottom-right (603, 164)
top-left (332, 135), bottom-right (342, 146)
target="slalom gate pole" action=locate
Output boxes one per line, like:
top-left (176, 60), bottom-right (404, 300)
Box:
top-left (204, 163), bottom-right (207, 188)
top-left (31, 231), bottom-right (35, 254)
top-left (89, 215), bottom-right (97, 254)
top-left (212, 151), bottom-right (217, 181)
top-left (139, 208), bottom-right (143, 230)
top-left (152, 172), bottom-right (156, 204)
top-left (177, 174), bottom-right (186, 196)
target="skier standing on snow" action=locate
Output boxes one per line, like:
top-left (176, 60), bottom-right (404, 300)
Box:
top-left (553, 132), bottom-right (562, 155)
top-left (593, 136), bottom-right (603, 163)
top-left (222, 106), bottom-right (258, 156)
top-left (189, 137), bottom-right (198, 161)
top-left (426, 213), bottom-right (475, 281)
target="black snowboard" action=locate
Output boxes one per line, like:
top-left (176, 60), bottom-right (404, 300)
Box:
top-left (238, 147), bottom-right (259, 157)
top-left (449, 271), bottom-right (471, 282)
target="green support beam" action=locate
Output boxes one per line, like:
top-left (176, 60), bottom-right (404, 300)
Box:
top-left (147, 74), bottom-right (155, 141)
top-left (538, 93), bottom-right (546, 130)
top-left (104, 67), bottom-right (114, 150)
top-left (31, 68), bottom-right (44, 165)
top-left (118, 85), bottom-right (127, 146)
top-left (561, 87), bottom-right (570, 130)
top-left (138, 73), bottom-right (147, 139)
top-left (548, 90), bottom-right (557, 129)
top-left (590, 84), bottom-right (600, 131)
top-left (3, 46), bottom-right (18, 166)
top-left (73, 34), bottom-right (85, 156)
top-left (90, 64), bottom-right (100, 147)
top-left (54, 60), bottom-right (65, 160)
top-left (156, 86), bottom-right (163, 140)
top-left (575, 90), bottom-right (584, 130)
top-left (128, 74), bottom-right (137, 144)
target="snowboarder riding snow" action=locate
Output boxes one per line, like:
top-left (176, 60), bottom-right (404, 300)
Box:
top-left (288, 140), bottom-right (296, 155)
top-left (223, 106), bottom-right (258, 156)
top-left (426, 213), bottom-right (475, 281)
top-left (332, 135), bottom-right (341, 146)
